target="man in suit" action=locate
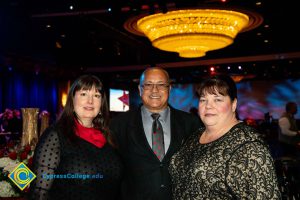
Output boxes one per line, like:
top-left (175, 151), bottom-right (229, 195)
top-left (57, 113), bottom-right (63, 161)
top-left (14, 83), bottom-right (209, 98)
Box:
top-left (110, 67), bottom-right (201, 200)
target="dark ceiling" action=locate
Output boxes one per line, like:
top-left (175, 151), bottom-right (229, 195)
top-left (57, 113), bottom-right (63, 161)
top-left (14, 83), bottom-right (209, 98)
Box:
top-left (0, 0), bottom-right (300, 82)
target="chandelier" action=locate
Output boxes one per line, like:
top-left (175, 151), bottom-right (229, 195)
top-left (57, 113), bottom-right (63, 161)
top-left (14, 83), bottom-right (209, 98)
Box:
top-left (125, 8), bottom-right (262, 58)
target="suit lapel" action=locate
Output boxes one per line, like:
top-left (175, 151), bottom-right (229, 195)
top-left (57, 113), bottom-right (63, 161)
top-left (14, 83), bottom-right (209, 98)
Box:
top-left (127, 107), bottom-right (184, 161)
top-left (127, 108), bottom-right (157, 158)
top-left (164, 108), bottom-right (182, 161)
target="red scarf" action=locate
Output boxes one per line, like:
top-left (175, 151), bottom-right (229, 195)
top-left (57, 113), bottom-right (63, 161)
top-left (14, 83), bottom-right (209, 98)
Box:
top-left (75, 119), bottom-right (107, 148)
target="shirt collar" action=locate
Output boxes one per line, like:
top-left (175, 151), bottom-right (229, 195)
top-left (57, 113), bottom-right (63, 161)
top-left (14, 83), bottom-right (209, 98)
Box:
top-left (141, 105), bottom-right (170, 123)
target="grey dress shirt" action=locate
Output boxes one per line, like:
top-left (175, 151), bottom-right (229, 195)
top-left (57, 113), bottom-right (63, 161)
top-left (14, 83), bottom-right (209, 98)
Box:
top-left (141, 106), bottom-right (171, 153)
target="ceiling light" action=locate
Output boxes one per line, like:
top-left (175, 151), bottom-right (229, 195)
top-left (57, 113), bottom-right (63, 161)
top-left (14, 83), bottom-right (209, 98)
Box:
top-left (125, 8), bottom-right (263, 58)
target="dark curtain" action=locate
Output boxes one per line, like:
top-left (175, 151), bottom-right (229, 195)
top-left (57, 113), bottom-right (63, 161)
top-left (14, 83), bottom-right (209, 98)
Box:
top-left (0, 72), bottom-right (58, 122)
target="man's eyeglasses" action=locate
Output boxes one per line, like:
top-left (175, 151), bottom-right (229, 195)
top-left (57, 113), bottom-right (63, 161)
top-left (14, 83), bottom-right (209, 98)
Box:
top-left (142, 83), bottom-right (170, 90)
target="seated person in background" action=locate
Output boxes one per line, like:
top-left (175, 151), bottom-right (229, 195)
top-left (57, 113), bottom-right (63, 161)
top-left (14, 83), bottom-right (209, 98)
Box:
top-left (278, 101), bottom-right (300, 158)
top-left (0, 109), bottom-right (14, 133)
top-left (169, 75), bottom-right (281, 199)
top-left (10, 109), bottom-right (22, 140)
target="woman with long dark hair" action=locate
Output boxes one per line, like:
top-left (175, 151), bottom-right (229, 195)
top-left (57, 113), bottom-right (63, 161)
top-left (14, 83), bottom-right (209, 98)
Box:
top-left (30, 75), bottom-right (123, 200)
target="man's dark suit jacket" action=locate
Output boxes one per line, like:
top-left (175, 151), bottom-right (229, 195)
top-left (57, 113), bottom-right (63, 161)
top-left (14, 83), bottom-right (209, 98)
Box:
top-left (110, 106), bottom-right (201, 200)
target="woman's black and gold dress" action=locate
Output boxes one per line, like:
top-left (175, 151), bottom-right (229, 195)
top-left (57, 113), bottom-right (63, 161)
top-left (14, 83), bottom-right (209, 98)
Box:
top-left (169, 122), bottom-right (281, 199)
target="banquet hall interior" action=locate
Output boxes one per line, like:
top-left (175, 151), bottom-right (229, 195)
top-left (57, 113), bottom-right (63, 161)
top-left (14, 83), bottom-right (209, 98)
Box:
top-left (0, 0), bottom-right (300, 198)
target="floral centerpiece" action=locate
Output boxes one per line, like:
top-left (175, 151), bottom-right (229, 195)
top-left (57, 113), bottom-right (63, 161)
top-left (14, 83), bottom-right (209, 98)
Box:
top-left (0, 141), bottom-right (34, 197)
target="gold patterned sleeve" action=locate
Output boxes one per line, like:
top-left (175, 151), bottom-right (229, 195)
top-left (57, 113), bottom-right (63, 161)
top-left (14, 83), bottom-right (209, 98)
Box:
top-left (226, 141), bottom-right (281, 200)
